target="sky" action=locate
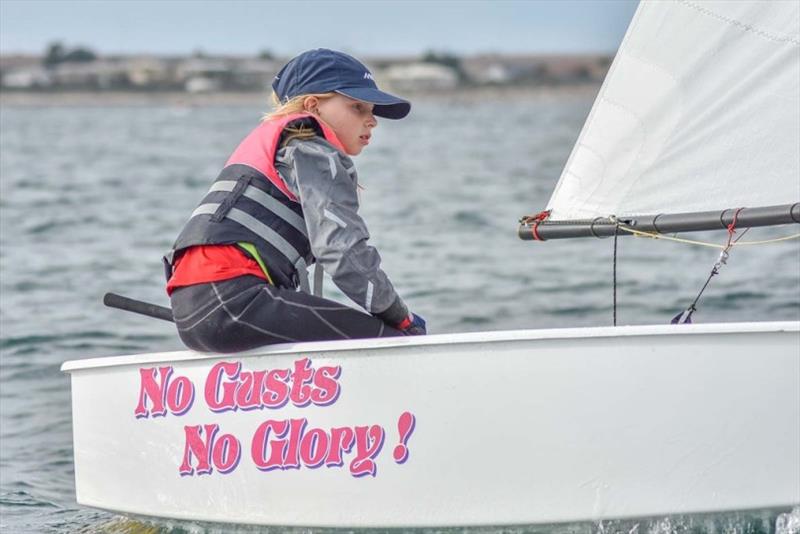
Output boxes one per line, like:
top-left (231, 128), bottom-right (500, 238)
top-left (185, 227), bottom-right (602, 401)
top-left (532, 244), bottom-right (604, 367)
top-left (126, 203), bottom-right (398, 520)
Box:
top-left (0, 0), bottom-right (640, 57)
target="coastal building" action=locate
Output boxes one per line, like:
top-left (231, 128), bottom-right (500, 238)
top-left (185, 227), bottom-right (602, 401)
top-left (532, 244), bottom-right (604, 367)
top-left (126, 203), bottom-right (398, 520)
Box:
top-left (51, 59), bottom-right (131, 89)
top-left (176, 58), bottom-right (230, 92)
top-left (380, 62), bottom-right (459, 91)
top-left (462, 54), bottom-right (611, 85)
top-left (125, 56), bottom-right (175, 89)
top-left (1, 66), bottom-right (52, 89)
top-left (229, 58), bottom-right (280, 91)
top-left (0, 54), bottom-right (51, 89)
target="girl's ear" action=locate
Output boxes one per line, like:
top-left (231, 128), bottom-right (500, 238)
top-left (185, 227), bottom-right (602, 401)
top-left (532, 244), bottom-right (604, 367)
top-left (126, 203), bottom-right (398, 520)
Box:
top-left (302, 96), bottom-right (319, 114)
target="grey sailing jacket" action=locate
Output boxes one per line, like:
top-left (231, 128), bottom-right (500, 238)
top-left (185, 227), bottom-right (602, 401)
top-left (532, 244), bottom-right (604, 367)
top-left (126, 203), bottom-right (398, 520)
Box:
top-left (275, 136), bottom-right (409, 326)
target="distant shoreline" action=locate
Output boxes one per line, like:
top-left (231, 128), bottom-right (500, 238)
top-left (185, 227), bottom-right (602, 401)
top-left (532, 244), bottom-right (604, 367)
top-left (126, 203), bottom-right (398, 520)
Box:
top-left (0, 85), bottom-right (600, 107)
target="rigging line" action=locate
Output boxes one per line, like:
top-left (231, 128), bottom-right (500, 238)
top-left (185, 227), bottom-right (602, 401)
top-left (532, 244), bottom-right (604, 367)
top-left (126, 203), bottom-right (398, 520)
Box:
top-left (616, 225), bottom-right (800, 249)
top-left (612, 221), bottom-right (619, 327)
top-left (671, 210), bottom-right (747, 325)
top-left (732, 226), bottom-right (751, 246)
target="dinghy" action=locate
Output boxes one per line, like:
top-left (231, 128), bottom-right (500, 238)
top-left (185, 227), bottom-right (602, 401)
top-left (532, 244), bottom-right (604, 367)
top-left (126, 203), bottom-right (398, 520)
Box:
top-left (63, 0), bottom-right (800, 527)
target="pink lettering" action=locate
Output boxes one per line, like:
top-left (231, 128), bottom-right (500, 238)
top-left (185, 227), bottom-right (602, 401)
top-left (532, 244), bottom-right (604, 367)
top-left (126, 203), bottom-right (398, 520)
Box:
top-left (235, 370), bottom-right (265, 410)
top-left (325, 427), bottom-right (355, 467)
top-left (289, 358), bottom-right (314, 407)
top-left (311, 365), bottom-right (341, 406)
top-left (263, 368), bottom-right (290, 408)
top-left (350, 425), bottom-right (385, 477)
top-left (179, 424), bottom-right (218, 476)
top-left (392, 411), bottom-right (416, 464)
top-left (300, 427), bottom-right (329, 468)
top-left (166, 375), bottom-right (195, 416)
top-left (251, 419), bottom-right (289, 471)
top-left (197, 359), bottom-right (341, 412)
top-left (135, 366), bottom-right (195, 418)
top-left (247, 419), bottom-right (399, 476)
top-left (282, 417), bottom-right (306, 469)
top-left (212, 433), bottom-right (242, 474)
top-left (205, 361), bottom-right (241, 412)
top-left (136, 359), bottom-right (417, 479)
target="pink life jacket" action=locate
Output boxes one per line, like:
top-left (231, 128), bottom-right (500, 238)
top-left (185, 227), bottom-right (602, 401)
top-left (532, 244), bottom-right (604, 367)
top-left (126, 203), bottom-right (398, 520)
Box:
top-left (225, 112), bottom-right (347, 202)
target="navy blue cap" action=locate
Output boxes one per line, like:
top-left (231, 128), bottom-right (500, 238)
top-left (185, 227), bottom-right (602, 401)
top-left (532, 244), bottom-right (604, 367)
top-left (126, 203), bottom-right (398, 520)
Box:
top-left (272, 49), bottom-right (411, 120)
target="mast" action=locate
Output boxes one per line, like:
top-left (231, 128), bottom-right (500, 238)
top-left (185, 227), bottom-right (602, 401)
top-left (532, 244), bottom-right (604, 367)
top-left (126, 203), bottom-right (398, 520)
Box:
top-left (519, 203), bottom-right (800, 241)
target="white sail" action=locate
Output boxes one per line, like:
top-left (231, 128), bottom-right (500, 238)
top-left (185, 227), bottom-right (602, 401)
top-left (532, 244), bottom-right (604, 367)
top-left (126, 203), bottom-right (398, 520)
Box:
top-left (547, 0), bottom-right (800, 221)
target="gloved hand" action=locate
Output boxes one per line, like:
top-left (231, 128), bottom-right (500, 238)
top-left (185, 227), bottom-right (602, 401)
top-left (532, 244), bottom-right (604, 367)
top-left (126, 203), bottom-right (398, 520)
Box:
top-left (397, 313), bottom-right (426, 335)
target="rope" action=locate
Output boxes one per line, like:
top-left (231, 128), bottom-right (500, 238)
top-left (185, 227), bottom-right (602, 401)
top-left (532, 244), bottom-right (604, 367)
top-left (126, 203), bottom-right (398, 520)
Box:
top-left (616, 225), bottom-right (800, 249)
top-left (724, 207), bottom-right (744, 249)
top-left (612, 222), bottom-right (619, 326)
top-left (718, 233), bottom-right (800, 246)
top-left (520, 210), bottom-right (551, 241)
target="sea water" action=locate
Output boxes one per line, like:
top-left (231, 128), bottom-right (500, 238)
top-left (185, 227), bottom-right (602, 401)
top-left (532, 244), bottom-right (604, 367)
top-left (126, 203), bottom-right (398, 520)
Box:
top-left (1, 89), bottom-right (798, 533)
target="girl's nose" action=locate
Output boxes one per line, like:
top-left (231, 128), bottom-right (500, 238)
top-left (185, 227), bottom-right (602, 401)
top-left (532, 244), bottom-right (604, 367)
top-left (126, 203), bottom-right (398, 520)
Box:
top-left (366, 113), bottom-right (377, 128)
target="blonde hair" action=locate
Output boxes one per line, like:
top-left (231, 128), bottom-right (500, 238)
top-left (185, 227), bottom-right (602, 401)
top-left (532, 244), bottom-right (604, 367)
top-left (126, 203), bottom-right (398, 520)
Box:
top-left (262, 91), bottom-right (336, 146)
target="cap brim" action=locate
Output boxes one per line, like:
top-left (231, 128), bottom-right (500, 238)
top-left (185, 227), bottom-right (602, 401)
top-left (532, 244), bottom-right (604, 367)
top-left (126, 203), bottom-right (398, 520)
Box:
top-left (335, 87), bottom-right (411, 120)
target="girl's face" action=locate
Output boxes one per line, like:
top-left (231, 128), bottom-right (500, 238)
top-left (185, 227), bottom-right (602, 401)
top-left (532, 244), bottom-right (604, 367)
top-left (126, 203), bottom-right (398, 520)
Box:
top-left (311, 94), bottom-right (377, 156)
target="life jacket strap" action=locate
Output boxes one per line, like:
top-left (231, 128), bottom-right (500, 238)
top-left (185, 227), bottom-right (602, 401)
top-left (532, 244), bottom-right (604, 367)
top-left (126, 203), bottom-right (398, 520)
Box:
top-left (210, 175), bottom-right (252, 222)
top-left (208, 180), bottom-right (308, 236)
top-left (189, 203), bottom-right (312, 292)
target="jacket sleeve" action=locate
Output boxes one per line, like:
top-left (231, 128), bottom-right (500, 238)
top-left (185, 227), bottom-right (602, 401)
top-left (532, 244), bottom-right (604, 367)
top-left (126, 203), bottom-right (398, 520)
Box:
top-left (275, 137), bottom-right (409, 325)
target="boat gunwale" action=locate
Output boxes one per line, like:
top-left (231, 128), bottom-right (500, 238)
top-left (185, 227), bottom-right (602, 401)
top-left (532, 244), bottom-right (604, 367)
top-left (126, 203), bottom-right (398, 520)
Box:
top-left (61, 321), bottom-right (800, 373)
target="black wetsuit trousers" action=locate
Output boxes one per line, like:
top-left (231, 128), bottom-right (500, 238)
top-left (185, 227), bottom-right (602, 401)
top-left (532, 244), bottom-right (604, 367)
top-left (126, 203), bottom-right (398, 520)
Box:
top-left (170, 275), bottom-right (405, 353)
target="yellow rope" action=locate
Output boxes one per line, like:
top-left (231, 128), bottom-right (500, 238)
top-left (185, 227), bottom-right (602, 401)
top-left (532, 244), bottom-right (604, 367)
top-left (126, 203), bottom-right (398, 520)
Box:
top-left (616, 224), bottom-right (800, 249)
top-left (729, 233), bottom-right (800, 246)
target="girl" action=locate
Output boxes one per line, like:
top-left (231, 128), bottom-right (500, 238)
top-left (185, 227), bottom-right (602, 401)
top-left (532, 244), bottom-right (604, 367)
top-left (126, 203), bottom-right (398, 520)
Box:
top-left (164, 49), bottom-right (426, 353)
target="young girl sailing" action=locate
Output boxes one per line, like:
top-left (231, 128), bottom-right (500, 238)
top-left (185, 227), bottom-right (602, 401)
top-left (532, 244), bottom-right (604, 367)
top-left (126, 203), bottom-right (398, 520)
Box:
top-left (164, 49), bottom-right (426, 352)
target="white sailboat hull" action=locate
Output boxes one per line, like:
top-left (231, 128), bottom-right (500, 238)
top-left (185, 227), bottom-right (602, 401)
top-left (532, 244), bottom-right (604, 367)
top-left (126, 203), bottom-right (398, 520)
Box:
top-left (62, 322), bottom-right (800, 527)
